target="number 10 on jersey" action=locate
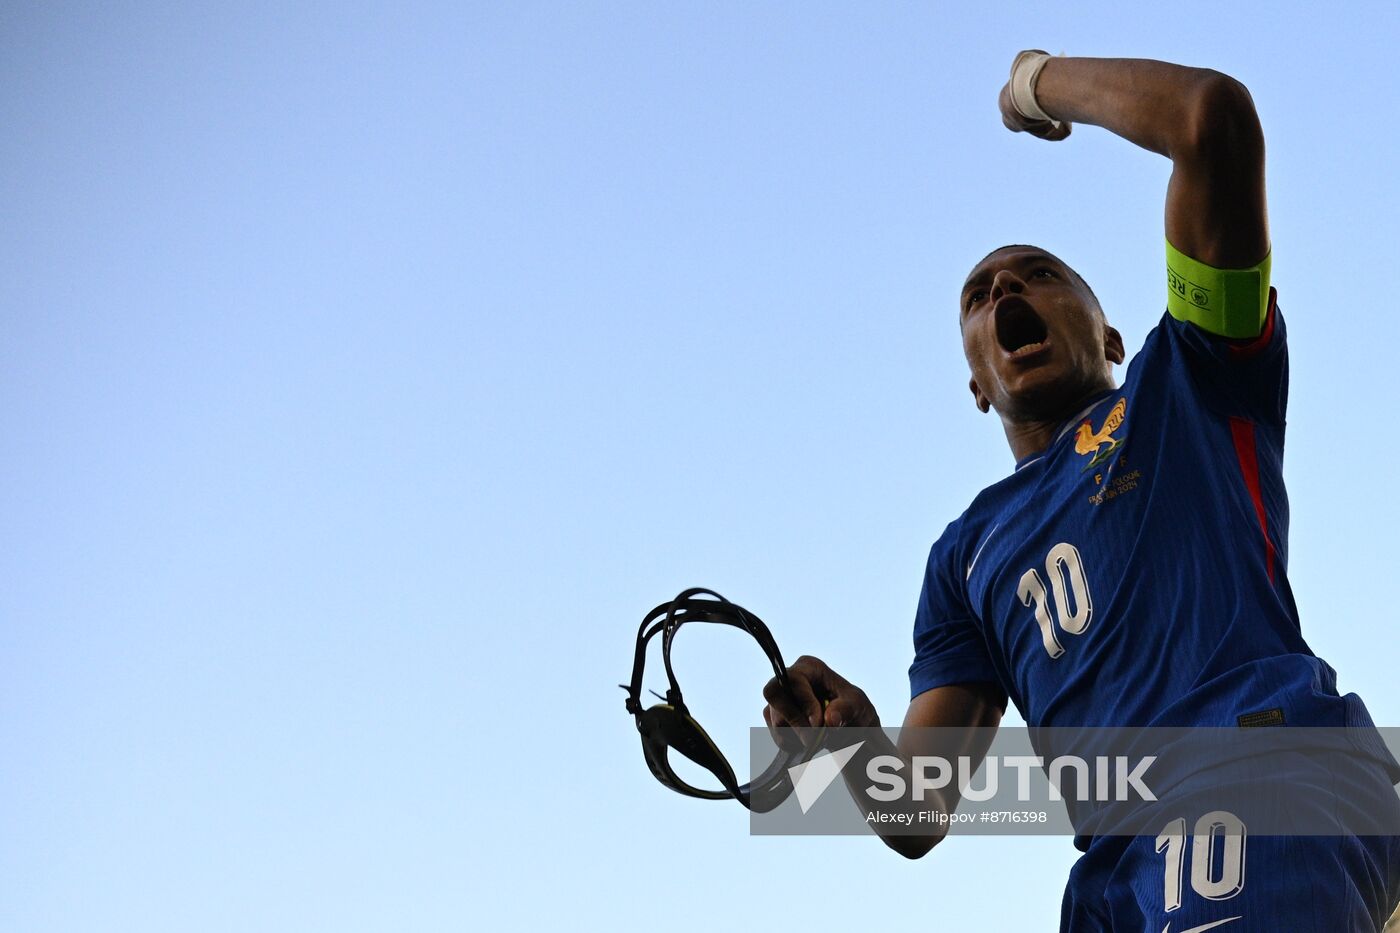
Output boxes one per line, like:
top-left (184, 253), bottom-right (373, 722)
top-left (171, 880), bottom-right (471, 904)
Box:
top-left (1017, 542), bottom-right (1094, 659)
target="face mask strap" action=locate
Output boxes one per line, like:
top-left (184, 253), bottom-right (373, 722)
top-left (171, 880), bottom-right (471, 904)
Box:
top-left (621, 588), bottom-right (823, 810)
top-left (621, 601), bottom-right (674, 718)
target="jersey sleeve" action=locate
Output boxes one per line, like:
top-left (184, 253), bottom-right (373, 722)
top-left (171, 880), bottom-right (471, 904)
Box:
top-left (1162, 286), bottom-right (1288, 426)
top-left (1159, 239), bottom-right (1287, 424)
top-left (908, 524), bottom-right (1004, 702)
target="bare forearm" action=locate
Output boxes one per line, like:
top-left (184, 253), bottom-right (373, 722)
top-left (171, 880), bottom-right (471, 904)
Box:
top-left (839, 684), bottom-right (1003, 860)
top-left (1028, 55), bottom-right (1267, 268)
top-left (1032, 57), bottom-right (1253, 159)
top-left (836, 727), bottom-right (949, 860)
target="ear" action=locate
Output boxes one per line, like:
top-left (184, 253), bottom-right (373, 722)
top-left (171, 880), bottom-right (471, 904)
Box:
top-left (969, 376), bottom-right (991, 413)
top-left (1103, 325), bottom-right (1125, 365)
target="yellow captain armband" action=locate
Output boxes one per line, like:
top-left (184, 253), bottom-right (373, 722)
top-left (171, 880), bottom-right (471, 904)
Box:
top-left (1165, 239), bottom-right (1271, 339)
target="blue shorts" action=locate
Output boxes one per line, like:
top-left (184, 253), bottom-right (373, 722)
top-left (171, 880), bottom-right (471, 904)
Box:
top-left (1059, 744), bottom-right (1400, 930)
top-left (1061, 832), bottom-right (1400, 932)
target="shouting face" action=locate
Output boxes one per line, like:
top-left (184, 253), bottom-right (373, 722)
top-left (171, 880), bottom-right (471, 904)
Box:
top-left (959, 246), bottom-right (1125, 423)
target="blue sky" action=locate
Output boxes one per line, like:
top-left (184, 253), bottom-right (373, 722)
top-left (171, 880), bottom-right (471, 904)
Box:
top-left (4, 2), bottom-right (1400, 930)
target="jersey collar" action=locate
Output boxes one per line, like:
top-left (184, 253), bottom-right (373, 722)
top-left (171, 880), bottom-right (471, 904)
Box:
top-left (1014, 389), bottom-right (1119, 472)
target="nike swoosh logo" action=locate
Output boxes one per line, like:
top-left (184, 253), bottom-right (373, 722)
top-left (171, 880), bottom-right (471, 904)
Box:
top-left (966, 523), bottom-right (1000, 580)
top-left (1163, 916), bottom-right (1241, 933)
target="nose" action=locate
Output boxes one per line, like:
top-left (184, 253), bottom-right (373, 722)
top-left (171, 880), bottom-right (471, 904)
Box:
top-left (989, 270), bottom-right (1025, 304)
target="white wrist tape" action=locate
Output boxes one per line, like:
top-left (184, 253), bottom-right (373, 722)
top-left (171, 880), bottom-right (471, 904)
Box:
top-left (1008, 50), bottom-right (1060, 127)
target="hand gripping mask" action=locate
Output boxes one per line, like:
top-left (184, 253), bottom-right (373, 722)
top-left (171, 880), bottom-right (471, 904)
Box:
top-left (621, 588), bottom-right (824, 812)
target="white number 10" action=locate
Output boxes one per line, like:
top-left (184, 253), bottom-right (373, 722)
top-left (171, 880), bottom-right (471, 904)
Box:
top-left (1017, 542), bottom-right (1093, 659)
top-left (1155, 811), bottom-right (1247, 912)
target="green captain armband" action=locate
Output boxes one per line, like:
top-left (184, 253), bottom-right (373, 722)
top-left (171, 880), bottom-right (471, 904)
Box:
top-left (1165, 239), bottom-right (1271, 339)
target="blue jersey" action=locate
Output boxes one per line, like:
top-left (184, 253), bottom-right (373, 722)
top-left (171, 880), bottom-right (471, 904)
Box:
top-left (910, 292), bottom-right (1381, 733)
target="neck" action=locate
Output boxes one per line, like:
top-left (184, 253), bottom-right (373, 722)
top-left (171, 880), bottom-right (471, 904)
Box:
top-left (1002, 418), bottom-right (1061, 463)
top-left (1000, 385), bottom-right (1114, 462)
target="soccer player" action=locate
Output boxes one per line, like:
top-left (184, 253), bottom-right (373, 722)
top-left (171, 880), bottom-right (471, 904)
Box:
top-left (763, 52), bottom-right (1400, 930)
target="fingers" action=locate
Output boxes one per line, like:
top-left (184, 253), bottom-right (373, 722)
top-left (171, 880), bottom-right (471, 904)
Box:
top-left (764, 655), bottom-right (875, 743)
top-left (1008, 116), bottom-right (1073, 141)
top-left (763, 670), bottom-right (820, 753)
top-left (763, 670), bottom-right (814, 728)
top-left (786, 656), bottom-right (832, 725)
top-left (764, 669), bottom-right (823, 731)
top-left (823, 694), bottom-right (858, 729)
top-left (999, 78), bottom-right (1072, 141)
top-left (998, 83), bottom-right (1024, 132)
top-left (764, 703), bottom-right (806, 754)
top-left (763, 656), bottom-right (837, 733)
top-left (1025, 119), bottom-right (1072, 141)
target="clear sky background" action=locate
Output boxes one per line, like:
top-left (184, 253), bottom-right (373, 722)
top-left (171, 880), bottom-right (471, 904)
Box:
top-left (4, 2), bottom-right (1399, 930)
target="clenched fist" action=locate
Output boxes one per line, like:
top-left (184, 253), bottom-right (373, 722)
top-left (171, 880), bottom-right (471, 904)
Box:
top-left (999, 49), bottom-right (1072, 141)
top-left (762, 654), bottom-right (878, 751)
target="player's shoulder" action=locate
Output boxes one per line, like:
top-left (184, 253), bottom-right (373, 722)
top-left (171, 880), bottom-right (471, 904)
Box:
top-left (928, 469), bottom-right (1028, 571)
top-left (1143, 288), bottom-right (1285, 362)
top-left (1133, 291), bottom-right (1289, 426)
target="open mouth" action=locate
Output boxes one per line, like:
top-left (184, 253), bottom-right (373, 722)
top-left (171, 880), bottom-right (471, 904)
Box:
top-left (995, 296), bottom-right (1050, 359)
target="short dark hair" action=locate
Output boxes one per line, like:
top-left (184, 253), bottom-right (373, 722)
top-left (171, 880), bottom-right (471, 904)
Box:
top-left (975, 244), bottom-right (1101, 312)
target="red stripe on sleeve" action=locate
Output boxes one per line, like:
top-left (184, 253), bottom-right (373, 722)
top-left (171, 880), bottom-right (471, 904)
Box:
top-left (1228, 416), bottom-right (1276, 582)
top-left (1226, 287), bottom-right (1278, 361)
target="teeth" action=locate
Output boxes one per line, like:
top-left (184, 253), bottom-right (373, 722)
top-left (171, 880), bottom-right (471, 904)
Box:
top-left (1013, 341), bottom-right (1045, 353)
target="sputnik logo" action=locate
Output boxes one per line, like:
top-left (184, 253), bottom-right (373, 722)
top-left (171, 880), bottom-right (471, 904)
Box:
top-left (788, 742), bottom-right (865, 813)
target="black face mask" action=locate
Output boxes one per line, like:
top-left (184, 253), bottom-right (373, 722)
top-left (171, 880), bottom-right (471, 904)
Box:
top-left (621, 588), bottom-right (823, 812)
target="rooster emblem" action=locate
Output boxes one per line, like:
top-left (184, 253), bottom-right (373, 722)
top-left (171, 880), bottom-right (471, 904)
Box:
top-left (1074, 397), bottom-right (1127, 471)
